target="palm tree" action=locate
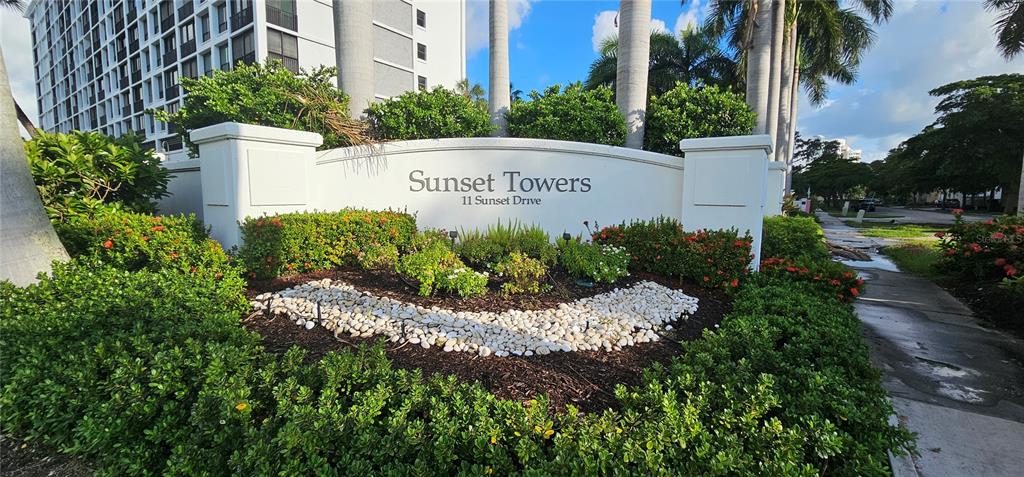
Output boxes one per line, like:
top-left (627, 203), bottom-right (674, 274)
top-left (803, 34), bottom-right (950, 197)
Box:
top-left (332, 0), bottom-right (374, 119)
top-left (0, 45), bottom-right (68, 285)
top-left (765, 0), bottom-right (785, 161)
top-left (986, 0), bottom-right (1024, 59)
top-left (1, 0), bottom-right (39, 137)
top-left (488, 0), bottom-right (511, 136)
top-left (746, 0), bottom-right (773, 134)
top-left (456, 78), bottom-right (487, 108)
top-left (586, 27), bottom-right (736, 97)
top-left (616, 0), bottom-right (653, 149)
top-left (510, 82), bottom-right (523, 103)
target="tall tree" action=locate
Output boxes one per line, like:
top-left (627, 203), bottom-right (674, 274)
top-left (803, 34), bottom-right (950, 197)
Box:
top-left (456, 78), bottom-right (487, 108)
top-left (586, 27), bottom-right (736, 96)
top-left (0, 45), bottom-right (68, 285)
top-left (333, 0), bottom-right (374, 119)
top-left (765, 0), bottom-right (786, 161)
top-left (616, 0), bottom-right (653, 149)
top-left (791, 136), bottom-right (874, 205)
top-left (746, 0), bottom-right (773, 134)
top-left (488, 0), bottom-right (511, 136)
top-left (986, 0), bottom-right (1024, 59)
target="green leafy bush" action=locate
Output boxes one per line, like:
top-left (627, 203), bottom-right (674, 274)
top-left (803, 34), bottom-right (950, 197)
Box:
top-left (493, 252), bottom-right (550, 295)
top-left (55, 209), bottom-right (238, 282)
top-left (593, 217), bottom-right (753, 288)
top-left (237, 209), bottom-right (417, 279)
top-left (644, 84), bottom-right (755, 156)
top-left (367, 86), bottom-right (493, 140)
top-left (937, 212), bottom-right (1023, 282)
top-left (26, 131), bottom-right (169, 222)
top-left (506, 83), bottom-right (627, 146)
top-left (762, 215), bottom-right (830, 261)
top-left (396, 236), bottom-right (487, 297)
top-left (556, 239), bottom-right (630, 283)
top-left (154, 61), bottom-right (366, 153)
top-left (356, 243), bottom-right (400, 270)
top-left (0, 261), bottom-right (255, 474)
top-left (457, 221), bottom-right (557, 267)
top-left (760, 256), bottom-right (865, 302)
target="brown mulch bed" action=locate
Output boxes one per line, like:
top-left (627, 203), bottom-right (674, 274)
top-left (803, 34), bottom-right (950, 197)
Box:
top-left (243, 268), bottom-right (730, 413)
top-left (0, 435), bottom-right (91, 477)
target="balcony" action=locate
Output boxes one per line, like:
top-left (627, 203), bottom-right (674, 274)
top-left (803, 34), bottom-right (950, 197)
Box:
top-left (160, 15), bottom-right (175, 33)
top-left (115, 17), bottom-right (124, 31)
top-left (129, 38), bottom-right (139, 52)
top-left (230, 8), bottom-right (253, 30)
top-left (180, 39), bottom-right (196, 57)
top-left (131, 69), bottom-right (142, 83)
top-left (122, 105), bottom-right (131, 116)
top-left (134, 100), bottom-right (144, 113)
top-left (178, 2), bottom-right (194, 19)
top-left (162, 49), bottom-right (177, 65)
top-left (266, 5), bottom-right (297, 30)
top-left (120, 76), bottom-right (130, 88)
top-left (236, 51), bottom-right (256, 66)
top-left (165, 85), bottom-right (180, 100)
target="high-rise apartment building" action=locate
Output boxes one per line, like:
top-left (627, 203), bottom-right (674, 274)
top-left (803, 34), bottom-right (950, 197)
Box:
top-left (24, 0), bottom-right (467, 155)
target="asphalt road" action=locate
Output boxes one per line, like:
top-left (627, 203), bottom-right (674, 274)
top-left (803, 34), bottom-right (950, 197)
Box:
top-left (868, 206), bottom-right (993, 225)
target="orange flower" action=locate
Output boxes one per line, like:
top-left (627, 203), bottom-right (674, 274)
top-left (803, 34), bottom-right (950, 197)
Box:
top-left (151, 225), bottom-right (165, 232)
top-left (102, 239), bottom-right (113, 249)
top-left (849, 287), bottom-right (860, 297)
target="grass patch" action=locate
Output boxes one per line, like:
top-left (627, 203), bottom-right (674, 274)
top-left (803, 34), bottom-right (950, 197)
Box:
top-left (879, 242), bottom-right (942, 278)
top-left (823, 208), bottom-right (903, 219)
top-left (843, 221), bottom-right (946, 240)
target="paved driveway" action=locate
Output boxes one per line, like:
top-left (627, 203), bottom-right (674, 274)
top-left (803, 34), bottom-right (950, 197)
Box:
top-left (873, 207), bottom-right (994, 225)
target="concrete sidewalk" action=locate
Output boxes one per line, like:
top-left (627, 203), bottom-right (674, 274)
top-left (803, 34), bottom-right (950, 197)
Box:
top-left (816, 212), bottom-right (1024, 477)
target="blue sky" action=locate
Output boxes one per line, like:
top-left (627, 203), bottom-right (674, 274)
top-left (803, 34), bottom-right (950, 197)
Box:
top-left (3, 0), bottom-right (1022, 161)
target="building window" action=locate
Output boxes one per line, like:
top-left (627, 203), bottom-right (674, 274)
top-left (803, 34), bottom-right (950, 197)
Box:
top-left (266, 0), bottom-right (297, 30)
top-left (200, 51), bottom-right (213, 76)
top-left (231, 30), bottom-right (255, 66)
top-left (182, 58), bottom-right (198, 79)
top-left (199, 13), bottom-right (211, 42)
top-left (416, 9), bottom-right (426, 28)
top-left (417, 43), bottom-right (426, 61)
top-left (217, 42), bottom-right (230, 70)
top-left (417, 75), bottom-right (427, 90)
top-left (266, 28), bottom-right (299, 72)
top-left (216, 2), bottom-right (228, 32)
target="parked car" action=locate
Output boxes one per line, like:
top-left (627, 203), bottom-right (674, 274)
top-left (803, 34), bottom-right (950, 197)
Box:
top-left (858, 198), bottom-right (877, 212)
top-left (936, 198), bottom-right (961, 209)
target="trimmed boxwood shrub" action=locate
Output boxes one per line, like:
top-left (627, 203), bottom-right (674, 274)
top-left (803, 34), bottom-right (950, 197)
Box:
top-left (367, 86), bottom-right (493, 140)
top-left (762, 215), bottom-right (830, 261)
top-left (593, 217), bottom-right (753, 288)
top-left (506, 83), bottom-right (627, 146)
top-left (55, 209), bottom-right (237, 280)
top-left (238, 209), bottom-right (417, 279)
top-left (644, 84), bottom-right (755, 156)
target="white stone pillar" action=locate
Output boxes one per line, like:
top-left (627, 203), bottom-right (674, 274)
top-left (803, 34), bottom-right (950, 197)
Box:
top-left (190, 123), bottom-right (323, 249)
top-left (765, 161), bottom-right (786, 216)
top-left (680, 135), bottom-right (772, 270)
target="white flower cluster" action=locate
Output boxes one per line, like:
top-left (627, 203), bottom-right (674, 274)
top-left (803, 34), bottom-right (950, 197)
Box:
top-left (252, 279), bottom-right (699, 357)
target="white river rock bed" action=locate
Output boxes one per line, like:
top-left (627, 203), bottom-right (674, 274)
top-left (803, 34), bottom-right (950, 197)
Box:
top-left (252, 279), bottom-right (699, 357)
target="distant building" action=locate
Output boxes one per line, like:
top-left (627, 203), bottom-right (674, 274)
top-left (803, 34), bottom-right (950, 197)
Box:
top-left (24, 0), bottom-right (467, 155)
top-left (815, 136), bottom-right (862, 161)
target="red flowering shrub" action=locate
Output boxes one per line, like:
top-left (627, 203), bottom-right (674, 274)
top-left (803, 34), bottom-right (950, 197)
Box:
top-left (592, 217), bottom-right (753, 288)
top-left (937, 214), bottom-right (1024, 284)
top-left (238, 209), bottom-right (417, 279)
top-left (760, 257), bottom-right (865, 302)
top-left (56, 209), bottom-right (235, 279)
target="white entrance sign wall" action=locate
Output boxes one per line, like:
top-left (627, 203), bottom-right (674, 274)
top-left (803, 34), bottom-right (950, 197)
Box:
top-left (158, 158), bottom-right (203, 221)
top-left (765, 161), bottom-right (786, 216)
top-left (176, 123), bottom-right (776, 269)
top-left (313, 138), bottom-right (684, 240)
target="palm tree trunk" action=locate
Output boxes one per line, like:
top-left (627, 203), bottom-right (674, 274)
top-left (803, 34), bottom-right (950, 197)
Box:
top-left (488, 0), bottom-right (511, 136)
top-left (1016, 148), bottom-right (1023, 215)
top-left (14, 98), bottom-right (39, 138)
top-left (765, 0), bottom-right (785, 160)
top-left (785, 57), bottom-right (799, 191)
top-left (746, 0), bottom-right (774, 134)
top-left (333, 0), bottom-right (374, 119)
top-left (616, 0), bottom-right (652, 149)
top-left (0, 46), bottom-right (68, 285)
top-left (776, 19), bottom-right (794, 175)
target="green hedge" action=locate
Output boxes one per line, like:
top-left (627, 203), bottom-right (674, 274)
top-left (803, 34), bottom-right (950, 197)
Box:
top-left (505, 83), bottom-right (627, 146)
top-left (592, 217), bottom-right (753, 288)
top-left (55, 209), bottom-right (238, 281)
top-left (762, 215), bottom-right (830, 262)
top-left (1, 259), bottom-right (911, 475)
top-left (238, 209), bottom-right (417, 279)
top-left (366, 86), bottom-right (493, 140)
top-left (644, 84), bottom-right (755, 156)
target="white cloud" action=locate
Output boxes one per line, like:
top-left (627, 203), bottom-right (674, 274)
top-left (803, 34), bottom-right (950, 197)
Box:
top-left (674, 0), bottom-right (707, 35)
top-left (466, 0), bottom-right (534, 58)
top-left (591, 11), bottom-right (674, 53)
top-left (1, 7), bottom-right (38, 137)
top-left (796, 1), bottom-right (1024, 162)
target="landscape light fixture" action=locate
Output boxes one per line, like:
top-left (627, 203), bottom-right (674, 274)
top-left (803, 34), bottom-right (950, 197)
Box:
top-left (449, 230), bottom-right (459, 248)
top-left (562, 232), bottom-right (572, 242)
